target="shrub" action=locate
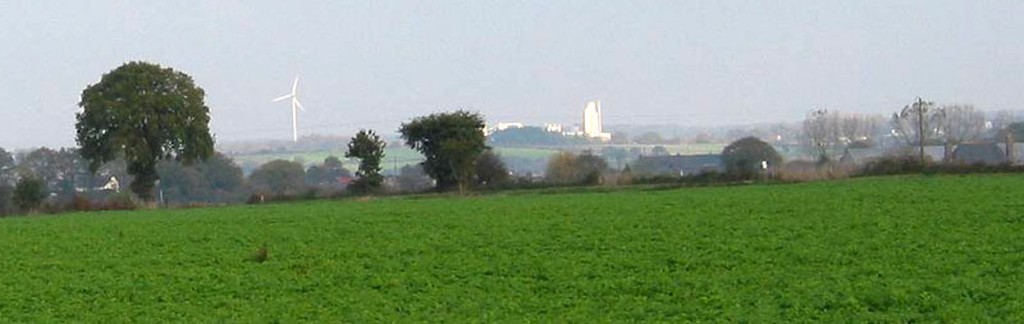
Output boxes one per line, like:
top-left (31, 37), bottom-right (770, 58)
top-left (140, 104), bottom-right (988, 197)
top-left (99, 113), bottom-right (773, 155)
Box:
top-left (249, 244), bottom-right (269, 263)
top-left (721, 137), bottom-right (783, 180)
top-left (856, 156), bottom-right (1024, 177)
top-left (0, 184), bottom-right (13, 216)
top-left (544, 151), bottom-right (609, 186)
top-left (474, 149), bottom-right (510, 188)
top-left (13, 177), bottom-right (47, 213)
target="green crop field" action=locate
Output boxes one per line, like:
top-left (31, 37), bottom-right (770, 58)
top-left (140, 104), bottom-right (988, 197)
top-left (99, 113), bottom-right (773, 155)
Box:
top-left (1, 175), bottom-right (1023, 321)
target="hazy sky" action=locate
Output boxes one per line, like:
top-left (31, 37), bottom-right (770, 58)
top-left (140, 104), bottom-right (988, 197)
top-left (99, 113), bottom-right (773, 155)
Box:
top-left (1, 1), bottom-right (1022, 149)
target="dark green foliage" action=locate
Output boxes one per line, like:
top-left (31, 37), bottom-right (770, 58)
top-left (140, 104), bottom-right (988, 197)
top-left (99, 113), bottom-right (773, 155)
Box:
top-left (304, 156), bottom-right (352, 191)
top-left (399, 111), bottom-right (487, 192)
top-left (345, 130), bottom-right (386, 194)
top-left (15, 148), bottom-right (89, 202)
top-left (394, 164), bottom-right (433, 193)
top-left (0, 184), bottom-right (12, 216)
top-left (858, 156), bottom-right (1024, 176)
top-left (249, 244), bottom-right (269, 263)
top-left (473, 149), bottom-right (509, 188)
top-left (157, 153), bottom-right (246, 205)
top-left (13, 177), bottom-right (46, 212)
top-left (574, 152), bottom-right (609, 185)
top-left (488, 126), bottom-right (587, 146)
top-left (76, 61), bottom-right (214, 201)
top-left (248, 160), bottom-right (306, 198)
top-left (721, 137), bottom-right (782, 179)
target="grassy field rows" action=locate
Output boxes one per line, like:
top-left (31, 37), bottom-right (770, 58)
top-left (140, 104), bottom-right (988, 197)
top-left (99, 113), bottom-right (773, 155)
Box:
top-left (1, 175), bottom-right (1022, 321)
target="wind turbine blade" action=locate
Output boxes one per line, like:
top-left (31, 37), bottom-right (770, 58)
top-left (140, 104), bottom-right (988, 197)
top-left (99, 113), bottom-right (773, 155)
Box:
top-left (294, 99), bottom-right (305, 111)
top-left (272, 94), bottom-right (293, 102)
top-left (292, 77), bottom-right (299, 95)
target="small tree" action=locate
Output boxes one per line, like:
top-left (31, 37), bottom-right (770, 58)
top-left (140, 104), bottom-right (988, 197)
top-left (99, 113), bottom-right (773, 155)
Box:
top-left (15, 148), bottom-right (87, 202)
top-left (544, 151), bottom-right (608, 185)
top-left (936, 104), bottom-right (985, 145)
top-left (399, 111), bottom-right (487, 193)
top-left (892, 98), bottom-right (943, 163)
top-left (803, 109), bottom-right (839, 162)
top-left (76, 61), bottom-right (214, 201)
top-left (573, 152), bottom-right (609, 185)
top-left (395, 164), bottom-right (433, 193)
top-left (13, 177), bottom-right (47, 213)
top-left (545, 152), bottom-right (577, 184)
top-left (474, 149), bottom-right (509, 188)
top-left (305, 156), bottom-right (353, 191)
top-left (157, 153), bottom-right (246, 205)
top-left (248, 160), bottom-right (306, 197)
top-left (722, 137), bottom-right (782, 179)
top-left (345, 130), bottom-right (386, 194)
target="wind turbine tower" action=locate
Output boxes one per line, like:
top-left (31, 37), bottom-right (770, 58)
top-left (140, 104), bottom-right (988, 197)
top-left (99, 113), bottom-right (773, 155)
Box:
top-left (272, 76), bottom-right (305, 142)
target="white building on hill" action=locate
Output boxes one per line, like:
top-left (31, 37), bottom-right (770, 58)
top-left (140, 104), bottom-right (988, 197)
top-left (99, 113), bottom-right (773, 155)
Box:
top-left (581, 100), bottom-right (611, 141)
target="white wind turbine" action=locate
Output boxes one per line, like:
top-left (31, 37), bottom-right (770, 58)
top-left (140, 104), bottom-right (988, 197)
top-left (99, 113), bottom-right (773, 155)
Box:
top-left (272, 76), bottom-right (305, 142)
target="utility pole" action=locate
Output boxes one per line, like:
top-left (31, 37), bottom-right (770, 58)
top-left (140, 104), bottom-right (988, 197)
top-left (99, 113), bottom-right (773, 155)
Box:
top-left (901, 97), bottom-right (930, 163)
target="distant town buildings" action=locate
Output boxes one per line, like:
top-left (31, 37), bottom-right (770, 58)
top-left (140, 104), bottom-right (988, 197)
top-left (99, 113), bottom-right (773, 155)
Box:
top-left (486, 100), bottom-right (613, 142)
top-left (581, 100), bottom-right (612, 141)
top-left (495, 122), bottom-right (524, 131)
top-left (544, 123), bottom-right (563, 133)
top-left (483, 122), bottom-right (525, 136)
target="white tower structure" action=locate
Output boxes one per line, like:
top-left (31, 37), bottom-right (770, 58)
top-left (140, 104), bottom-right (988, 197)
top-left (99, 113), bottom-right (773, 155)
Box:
top-left (272, 76), bottom-right (305, 142)
top-left (582, 100), bottom-right (611, 141)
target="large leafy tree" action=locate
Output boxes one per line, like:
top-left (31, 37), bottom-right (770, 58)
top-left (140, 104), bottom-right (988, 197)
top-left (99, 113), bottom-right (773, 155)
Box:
top-left (76, 62), bottom-right (214, 200)
top-left (399, 111), bottom-right (487, 192)
top-left (345, 129), bottom-right (386, 194)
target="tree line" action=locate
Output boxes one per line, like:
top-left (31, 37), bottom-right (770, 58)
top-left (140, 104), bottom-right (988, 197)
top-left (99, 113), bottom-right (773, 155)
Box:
top-left (0, 61), bottom-right (520, 215)
top-left (801, 100), bottom-right (1021, 163)
top-left (5, 61), bottom-right (1023, 216)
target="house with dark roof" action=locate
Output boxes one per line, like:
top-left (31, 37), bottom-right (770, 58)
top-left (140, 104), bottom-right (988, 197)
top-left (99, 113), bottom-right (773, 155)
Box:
top-left (632, 154), bottom-right (723, 176)
top-left (952, 143), bottom-right (1011, 165)
top-left (840, 146), bottom-right (947, 165)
